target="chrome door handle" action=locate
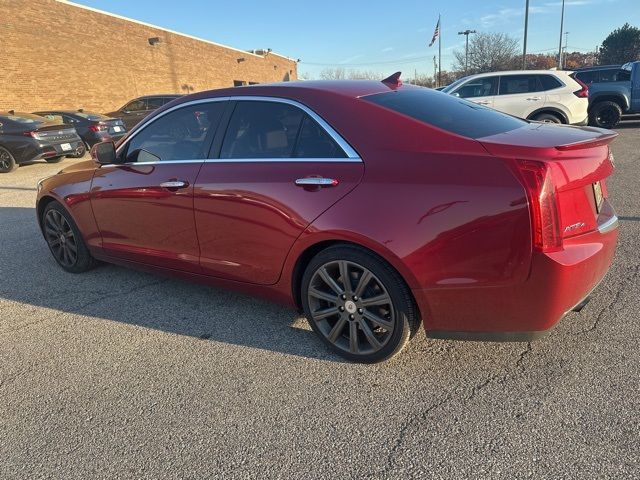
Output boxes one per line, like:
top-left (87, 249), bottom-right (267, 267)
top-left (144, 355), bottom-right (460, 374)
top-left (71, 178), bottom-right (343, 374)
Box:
top-left (295, 178), bottom-right (338, 187)
top-left (526, 97), bottom-right (542, 101)
top-left (160, 180), bottom-right (189, 189)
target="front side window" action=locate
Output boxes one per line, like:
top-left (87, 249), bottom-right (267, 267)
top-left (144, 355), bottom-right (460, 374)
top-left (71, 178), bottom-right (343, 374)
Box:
top-left (453, 77), bottom-right (498, 98)
top-left (124, 99), bottom-right (146, 112)
top-left (616, 69), bottom-right (631, 81)
top-left (499, 75), bottom-right (541, 95)
top-left (597, 69), bottom-right (618, 83)
top-left (220, 101), bottom-right (304, 158)
top-left (124, 102), bottom-right (226, 162)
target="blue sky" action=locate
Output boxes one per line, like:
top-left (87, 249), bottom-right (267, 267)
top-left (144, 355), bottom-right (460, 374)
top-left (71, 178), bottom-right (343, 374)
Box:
top-left (73, 0), bottom-right (639, 78)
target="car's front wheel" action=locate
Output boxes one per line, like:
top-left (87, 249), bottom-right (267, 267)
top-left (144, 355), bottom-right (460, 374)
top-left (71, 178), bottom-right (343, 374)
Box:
top-left (42, 201), bottom-right (98, 273)
top-left (301, 245), bottom-right (418, 363)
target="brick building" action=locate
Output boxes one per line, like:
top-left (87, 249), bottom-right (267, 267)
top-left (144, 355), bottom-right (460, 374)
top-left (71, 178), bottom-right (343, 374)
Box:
top-left (0, 0), bottom-right (298, 112)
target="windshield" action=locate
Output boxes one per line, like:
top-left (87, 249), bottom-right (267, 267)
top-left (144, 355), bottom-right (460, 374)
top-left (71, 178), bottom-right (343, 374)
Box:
top-left (363, 88), bottom-right (527, 139)
top-left (441, 77), bottom-right (469, 94)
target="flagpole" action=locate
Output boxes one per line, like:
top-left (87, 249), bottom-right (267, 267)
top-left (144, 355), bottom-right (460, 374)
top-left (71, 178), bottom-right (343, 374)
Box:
top-left (438, 14), bottom-right (442, 87)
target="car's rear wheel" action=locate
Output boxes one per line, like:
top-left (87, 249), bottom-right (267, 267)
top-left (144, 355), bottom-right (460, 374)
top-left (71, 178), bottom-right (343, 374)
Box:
top-left (301, 245), bottom-right (418, 363)
top-left (0, 146), bottom-right (17, 173)
top-left (589, 101), bottom-right (622, 129)
top-left (532, 112), bottom-right (562, 124)
top-left (42, 201), bottom-right (98, 273)
top-left (45, 156), bottom-right (64, 163)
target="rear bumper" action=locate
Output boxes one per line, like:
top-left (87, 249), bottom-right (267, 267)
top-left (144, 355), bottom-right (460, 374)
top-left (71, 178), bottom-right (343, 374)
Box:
top-left (415, 204), bottom-right (619, 341)
top-left (17, 138), bottom-right (84, 163)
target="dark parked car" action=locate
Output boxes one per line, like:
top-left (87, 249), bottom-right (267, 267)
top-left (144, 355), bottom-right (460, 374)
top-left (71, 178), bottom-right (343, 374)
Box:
top-left (105, 95), bottom-right (183, 130)
top-left (573, 61), bottom-right (640, 128)
top-left (0, 111), bottom-right (82, 173)
top-left (33, 110), bottom-right (126, 158)
top-left (37, 77), bottom-right (618, 362)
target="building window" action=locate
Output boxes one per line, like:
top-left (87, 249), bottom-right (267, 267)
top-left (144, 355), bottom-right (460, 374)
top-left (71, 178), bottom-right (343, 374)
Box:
top-left (233, 80), bottom-right (246, 87)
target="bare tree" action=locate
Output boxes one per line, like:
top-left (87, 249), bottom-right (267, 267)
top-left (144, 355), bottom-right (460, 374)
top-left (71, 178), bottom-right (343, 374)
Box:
top-left (319, 68), bottom-right (382, 80)
top-left (453, 32), bottom-right (519, 75)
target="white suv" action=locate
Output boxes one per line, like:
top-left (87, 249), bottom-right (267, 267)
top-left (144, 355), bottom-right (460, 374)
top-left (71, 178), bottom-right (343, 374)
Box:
top-left (442, 70), bottom-right (589, 125)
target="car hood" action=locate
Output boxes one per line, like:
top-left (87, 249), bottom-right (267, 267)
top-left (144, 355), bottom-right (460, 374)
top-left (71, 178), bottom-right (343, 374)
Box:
top-left (59, 160), bottom-right (96, 174)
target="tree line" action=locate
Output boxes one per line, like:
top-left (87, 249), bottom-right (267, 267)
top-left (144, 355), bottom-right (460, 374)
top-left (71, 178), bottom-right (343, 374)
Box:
top-left (314, 23), bottom-right (640, 87)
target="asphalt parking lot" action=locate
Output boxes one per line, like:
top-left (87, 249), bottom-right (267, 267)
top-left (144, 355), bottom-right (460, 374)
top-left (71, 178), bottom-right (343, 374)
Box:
top-left (1, 121), bottom-right (639, 479)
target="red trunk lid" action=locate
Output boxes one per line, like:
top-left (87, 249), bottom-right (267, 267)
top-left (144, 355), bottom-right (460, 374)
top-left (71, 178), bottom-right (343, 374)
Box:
top-left (478, 123), bottom-right (616, 244)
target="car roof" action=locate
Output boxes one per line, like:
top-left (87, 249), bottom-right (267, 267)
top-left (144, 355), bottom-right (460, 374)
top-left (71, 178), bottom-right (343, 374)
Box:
top-left (137, 94), bottom-right (183, 99)
top-left (463, 70), bottom-right (573, 79)
top-left (33, 110), bottom-right (101, 115)
top-left (574, 64), bottom-right (621, 71)
top-left (186, 80), bottom-right (397, 102)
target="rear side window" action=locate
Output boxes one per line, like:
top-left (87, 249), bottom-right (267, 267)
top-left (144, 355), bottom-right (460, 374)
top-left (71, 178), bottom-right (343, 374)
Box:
top-left (538, 75), bottom-right (562, 90)
top-left (124, 99), bottom-right (146, 111)
top-left (499, 75), bottom-right (541, 95)
top-left (220, 101), bottom-right (304, 158)
top-left (616, 69), bottom-right (631, 81)
top-left (124, 102), bottom-right (225, 162)
top-left (364, 88), bottom-right (526, 139)
top-left (295, 115), bottom-right (346, 158)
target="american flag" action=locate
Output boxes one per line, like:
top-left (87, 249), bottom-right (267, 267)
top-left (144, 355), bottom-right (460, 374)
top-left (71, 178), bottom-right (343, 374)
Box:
top-left (428, 18), bottom-right (440, 47)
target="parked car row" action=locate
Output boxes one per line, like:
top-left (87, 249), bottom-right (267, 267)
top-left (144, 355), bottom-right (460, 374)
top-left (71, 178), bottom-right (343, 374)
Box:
top-left (441, 61), bottom-right (640, 129)
top-left (441, 69), bottom-right (590, 125)
top-left (0, 94), bottom-right (183, 173)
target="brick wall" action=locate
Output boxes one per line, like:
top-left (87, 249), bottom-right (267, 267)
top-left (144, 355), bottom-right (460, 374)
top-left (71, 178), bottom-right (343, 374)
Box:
top-left (0, 0), bottom-right (298, 112)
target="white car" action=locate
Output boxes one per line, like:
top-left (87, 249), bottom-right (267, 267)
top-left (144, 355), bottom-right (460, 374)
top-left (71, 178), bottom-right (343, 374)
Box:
top-left (441, 70), bottom-right (589, 125)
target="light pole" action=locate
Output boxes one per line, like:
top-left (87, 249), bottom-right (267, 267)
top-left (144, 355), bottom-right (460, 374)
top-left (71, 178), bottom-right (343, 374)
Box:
top-left (522, 0), bottom-right (530, 69)
top-left (458, 29), bottom-right (476, 74)
top-left (557, 0), bottom-right (565, 69)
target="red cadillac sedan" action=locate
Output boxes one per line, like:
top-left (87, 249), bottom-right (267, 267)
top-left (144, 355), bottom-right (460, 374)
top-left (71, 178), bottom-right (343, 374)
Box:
top-left (36, 75), bottom-right (619, 362)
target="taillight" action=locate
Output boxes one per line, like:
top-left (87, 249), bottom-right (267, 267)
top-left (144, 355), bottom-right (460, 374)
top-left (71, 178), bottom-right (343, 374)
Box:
top-left (572, 77), bottom-right (589, 98)
top-left (23, 130), bottom-right (40, 139)
top-left (89, 123), bottom-right (108, 132)
top-left (515, 160), bottom-right (562, 252)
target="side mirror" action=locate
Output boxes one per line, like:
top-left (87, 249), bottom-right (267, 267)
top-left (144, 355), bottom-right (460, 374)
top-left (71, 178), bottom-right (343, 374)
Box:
top-left (91, 141), bottom-right (117, 165)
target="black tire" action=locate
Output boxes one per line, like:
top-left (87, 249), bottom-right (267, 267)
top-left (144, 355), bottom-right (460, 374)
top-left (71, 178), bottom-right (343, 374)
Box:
top-left (45, 156), bottom-right (64, 163)
top-left (67, 143), bottom-right (86, 159)
top-left (42, 201), bottom-right (98, 273)
top-left (532, 112), bottom-right (562, 124)
top-left (589, 101), bottom-right (622, 129)
top-left (0, 146), bottom-right (17, 173)
top-left (301, 244), bottom-right (419, 363)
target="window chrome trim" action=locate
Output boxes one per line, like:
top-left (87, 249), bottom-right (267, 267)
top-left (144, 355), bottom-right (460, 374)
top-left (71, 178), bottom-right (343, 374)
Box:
top-left (204, 157), bottom-right (361, 163)
top-left (115, 95), bottom-right (361, 162)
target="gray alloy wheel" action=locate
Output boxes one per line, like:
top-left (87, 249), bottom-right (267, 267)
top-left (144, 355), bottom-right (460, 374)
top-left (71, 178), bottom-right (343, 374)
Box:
top-left (42, 201), bottom-right (97, 273)
top-left (302, 245), bottom-right (418, 363)
top-left (68, 143), bottom-right (86, 158)
top-left (0, 146), bottom-right (17, 173)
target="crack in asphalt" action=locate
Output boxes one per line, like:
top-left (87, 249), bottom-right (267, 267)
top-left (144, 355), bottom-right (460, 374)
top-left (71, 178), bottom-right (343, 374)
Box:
top-left (579, 264), bottom-right (640, 334)
top-left (0, 278), bottom-right (169, 336)
top-left (376, 342), bottom-right (534, 477)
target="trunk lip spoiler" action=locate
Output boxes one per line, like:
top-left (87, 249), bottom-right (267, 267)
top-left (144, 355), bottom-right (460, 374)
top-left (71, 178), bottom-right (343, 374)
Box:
top-left (555, 131), bottom-right (618, 151)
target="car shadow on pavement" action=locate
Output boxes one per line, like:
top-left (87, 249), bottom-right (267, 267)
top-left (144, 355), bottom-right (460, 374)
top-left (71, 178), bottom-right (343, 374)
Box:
top-left (0, 206), bottom-right (346, 363)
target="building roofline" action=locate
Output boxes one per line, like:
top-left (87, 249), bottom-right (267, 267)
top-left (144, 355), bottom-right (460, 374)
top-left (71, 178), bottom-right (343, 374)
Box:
top-left (55, 0), bottom-right (295, 61)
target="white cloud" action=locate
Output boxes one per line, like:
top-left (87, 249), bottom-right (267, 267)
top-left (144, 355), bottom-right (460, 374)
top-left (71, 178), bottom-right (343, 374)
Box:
top-left (381, 46), bottom-right (394, 53)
